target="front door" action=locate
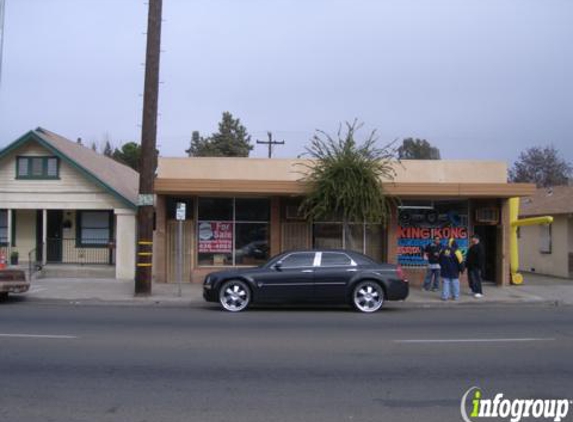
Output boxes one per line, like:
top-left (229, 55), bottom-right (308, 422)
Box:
top-left (474, 225), bottom-right (497, 283)
top-left (46, 210), bottom-right (63, 262)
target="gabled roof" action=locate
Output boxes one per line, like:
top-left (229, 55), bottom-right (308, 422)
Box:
top-left (520, 185), bottom-right (573, 217)
top-left (0, 128), bottom-right (139, 209)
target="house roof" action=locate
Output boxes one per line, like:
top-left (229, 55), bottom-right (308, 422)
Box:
top-left (0, 128), bottom-right (139, 209)
top-left (519, 185), bottom-right (573, 217)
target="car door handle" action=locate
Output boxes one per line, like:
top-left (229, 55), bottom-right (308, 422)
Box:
top-left (346, 268), bottom-right (358, 272)
top-left (301, 269), bottom-right (314, 273)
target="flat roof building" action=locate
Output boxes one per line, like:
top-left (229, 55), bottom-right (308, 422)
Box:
top-left (152, 157), bottom-right (535, 286)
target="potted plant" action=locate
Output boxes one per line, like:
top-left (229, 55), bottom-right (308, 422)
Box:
top-left (10, 250), bottom-right (19, 266)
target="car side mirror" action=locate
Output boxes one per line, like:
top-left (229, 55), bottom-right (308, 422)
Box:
top-left (274, 261), bottom-right (283, 271)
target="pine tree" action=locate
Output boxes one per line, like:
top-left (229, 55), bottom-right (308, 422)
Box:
top-left (103, 141), bottom-right (113, 157)
top-left (185, 112), bottom-right (253, 157)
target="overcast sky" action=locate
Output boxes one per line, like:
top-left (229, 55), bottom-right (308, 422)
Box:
top-left (0, 0), bottom-right (571, 164)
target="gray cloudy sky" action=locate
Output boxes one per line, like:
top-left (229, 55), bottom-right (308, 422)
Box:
top-left (0, 0), bottom-right (572, 164)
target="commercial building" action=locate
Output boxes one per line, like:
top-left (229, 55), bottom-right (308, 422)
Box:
top-left (153, 157), bottom-right (535, 286)
top-left (519, 185), bottom-right (573, 279)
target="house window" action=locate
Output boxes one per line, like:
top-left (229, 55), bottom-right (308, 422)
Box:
top-left (16, 156), bottom-right (59, 179)
top-left (539, 224), bottom-right (552, 254)
top-left (197, 197), bottom-right (270, 266)
top-left (0, 210), bottom-right (7, 246)
top-left (76, 211), bottom-right (113, 247)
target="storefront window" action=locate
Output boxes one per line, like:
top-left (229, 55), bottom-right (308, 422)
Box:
top-left (312, 222), bottom-right (385, 262)
top-left (197, 197), bottom-right (270, 266)
top-left (396, 200), bottom-right (469, 267)
top-left (313, 223), bottom-right (343, 249)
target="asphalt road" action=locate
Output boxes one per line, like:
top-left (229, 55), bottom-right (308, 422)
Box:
top-left (1, 302), bottom-right (572, 422)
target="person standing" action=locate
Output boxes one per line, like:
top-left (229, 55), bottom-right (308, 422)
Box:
top-left (422, 236), bottom-right (442, 291)
top-left (466, 234), bottom-right (485, 298)
top-left (439, 238), bottom-right (464, 301)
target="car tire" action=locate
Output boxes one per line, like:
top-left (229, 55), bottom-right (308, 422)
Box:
top-left (0, 292), bottom-right (8, 301)
top-left (351, 280), bottom-right (385, 313)
top-left (219, 280), bottom-right (251, 312)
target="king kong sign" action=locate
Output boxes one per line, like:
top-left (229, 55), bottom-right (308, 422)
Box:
top-left (397, 202), bottom-right (469, 267)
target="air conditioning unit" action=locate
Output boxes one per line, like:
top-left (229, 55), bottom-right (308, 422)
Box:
top-left (475, 208), bottom-right (499, 224)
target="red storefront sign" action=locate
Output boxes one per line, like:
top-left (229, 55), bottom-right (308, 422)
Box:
top-left (198, 222), bottom-right (233, 253)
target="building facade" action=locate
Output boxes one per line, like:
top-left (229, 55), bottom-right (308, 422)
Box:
top-left (519, 186), bottom-right (573, 279)
top-left (0, 128), bottom-right (138, 279)
top-left (153, 157), bottom-right (534, 286)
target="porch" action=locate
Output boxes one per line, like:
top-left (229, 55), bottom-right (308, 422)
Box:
top-left (1, 208), bottom-right (118, 278)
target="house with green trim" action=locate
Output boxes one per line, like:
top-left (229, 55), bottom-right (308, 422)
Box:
top-left (0, 128), bottom-right (139, 279)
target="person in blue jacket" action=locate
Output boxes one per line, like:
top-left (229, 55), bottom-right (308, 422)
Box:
top-left (439, 238), bottom-right (464, 301)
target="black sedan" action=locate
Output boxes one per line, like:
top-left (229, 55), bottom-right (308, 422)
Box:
top-left (203, 249), bottom-right (409, 313)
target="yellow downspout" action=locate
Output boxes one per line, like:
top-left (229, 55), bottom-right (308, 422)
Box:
top-left (509, 197), bottom-right (553, 285)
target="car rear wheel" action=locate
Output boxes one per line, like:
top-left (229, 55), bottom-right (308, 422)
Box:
top-left (352, 281), bottom-right (384, 313)
top-left (219, 280), bottom-right (251, 312)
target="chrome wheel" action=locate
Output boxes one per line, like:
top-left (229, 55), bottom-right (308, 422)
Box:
top-left (219, 280), bottom-right (251, 312)
top-left (352, 281), bottom-right (384, 313)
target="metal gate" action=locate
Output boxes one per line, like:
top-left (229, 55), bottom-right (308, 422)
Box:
top-left (166, 220), bottom-right (194, 283)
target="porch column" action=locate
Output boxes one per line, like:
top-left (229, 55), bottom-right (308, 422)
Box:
top-left (42, 209), bottom-right (47, 265)
top-left (115, 209), bottom-right (136, 280)
top-left (6, 209), bottom-right (12, 250)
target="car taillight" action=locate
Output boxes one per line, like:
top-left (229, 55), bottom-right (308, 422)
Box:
top-left (396, 265), bottom-right (407, 282)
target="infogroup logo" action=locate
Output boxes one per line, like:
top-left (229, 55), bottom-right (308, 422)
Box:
top-left (461, 387), bottom-right (571, 422)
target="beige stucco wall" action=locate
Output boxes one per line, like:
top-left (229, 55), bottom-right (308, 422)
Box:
top-left (519, 215), bottom-right (569, 278)
top-left (115, 209), bottom-right (136, 280)
top-left (158, 157), bottom-right (508, 184)
top-left (0, 141), bottom-right (125, 210)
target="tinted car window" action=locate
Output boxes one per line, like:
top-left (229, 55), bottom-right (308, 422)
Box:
top-left (281, 253), bottom-right (315, 268)
top-left (321, 252), bottom-right (352, 267)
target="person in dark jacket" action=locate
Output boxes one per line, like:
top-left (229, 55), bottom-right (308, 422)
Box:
top-left (422, 236), bottom-right (442, 291)
top-left (466, 234), bottom-right (486, 298)
top-left (439, 238), bottom-right (464, 301)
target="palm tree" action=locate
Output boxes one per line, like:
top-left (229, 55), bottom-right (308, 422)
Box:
top-left (299, 120), bottom-right (397, 250)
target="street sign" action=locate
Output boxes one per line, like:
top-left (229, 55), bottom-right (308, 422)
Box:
top-left (176, 202), bottom-right (186, 221)
top-left (137, 194), bottom-right (155, 206)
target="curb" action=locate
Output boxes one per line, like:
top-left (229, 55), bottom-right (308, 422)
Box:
top-left (7, 295), bottom-right (567, 310)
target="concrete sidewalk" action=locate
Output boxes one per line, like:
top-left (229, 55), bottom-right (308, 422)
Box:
top-left (4, 272), bottom-right (570, 308)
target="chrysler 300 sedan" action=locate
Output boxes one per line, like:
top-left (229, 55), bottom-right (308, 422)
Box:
top-left (203, 250), bottom-right (409, 313)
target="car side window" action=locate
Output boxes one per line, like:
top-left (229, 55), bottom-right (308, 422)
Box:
top-left (280, 253), bottom-right (316, 268)
top-left (320, 252), bottom-right (353, 267)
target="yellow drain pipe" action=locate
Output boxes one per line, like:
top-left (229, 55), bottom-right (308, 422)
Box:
top-left (509, 197), bottom-right (553, 285)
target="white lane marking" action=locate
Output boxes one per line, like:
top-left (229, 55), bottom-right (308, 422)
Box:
top-left (0, 334), bottom-right (78, 339)
top-left (394, 338), bottom-right (555, 344)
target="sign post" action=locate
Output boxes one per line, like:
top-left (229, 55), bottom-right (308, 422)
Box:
top-left (175, 202), bottom-right (186, 297)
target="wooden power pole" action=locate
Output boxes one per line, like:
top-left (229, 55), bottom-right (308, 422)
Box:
top-left (135, 0), bottom-right (162, 296)
top-left (256, 131), bottom-right (285, 158)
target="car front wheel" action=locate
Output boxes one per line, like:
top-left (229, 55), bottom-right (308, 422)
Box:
top-left (352, 281), bottom-right (385, 313)
top-left (219, 280), bottom-right (251, 312)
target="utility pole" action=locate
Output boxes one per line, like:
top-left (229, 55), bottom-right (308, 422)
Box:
top-left (135, 0), bottom-right (162, 296)
top-left (256, 131), bottom-right (285, 158)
